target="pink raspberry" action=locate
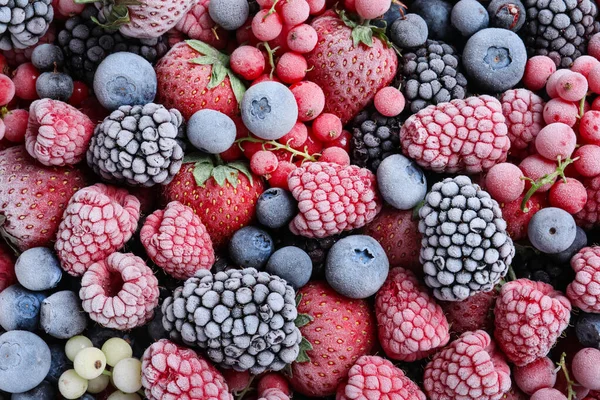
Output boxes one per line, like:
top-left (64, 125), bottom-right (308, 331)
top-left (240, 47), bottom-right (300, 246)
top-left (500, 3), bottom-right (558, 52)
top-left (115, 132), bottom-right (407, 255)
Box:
top-left (575, 176), bottom-right (600, 228)
top-left (25, 99), bottom-right (95, 166)
top-left (375, 267), bottom-right (450, 361)
top-left (423, 330), bottom-right (511, 400)
top-left (79, 252), bottom-right (159, 330)
top-left (567, 247), bottom-right (600, 313)
top-left (55, 184), bottom-right (141, 277)
top-left (338, 355), bottom-right (426, 400)
top-left (258, 389), bottom-right (290, 400)
top-left (500, 89), bottom-right (545, 160)
top-left (441, 290), bottom-right (497, 334)
top-left (494, 279), bottom-right (571, 366)
top-left (140, 201), bottom-right (214, 280)
top-left (141, 339), bottom-right (232, 400)
top-left (287, 162), bottom-right (381, 238)
top-left (173, 0), bottom-right (228, 48)
top-left (400, 95), bottom-right (510, 174)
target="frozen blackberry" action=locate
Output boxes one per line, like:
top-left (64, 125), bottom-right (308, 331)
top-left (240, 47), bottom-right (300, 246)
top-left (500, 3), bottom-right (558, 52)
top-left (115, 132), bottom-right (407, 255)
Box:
top-left (0, 0), bottom-right (53, 50)
top-left (511, 245), bottom-right (574, 292)
top-left (350, 109), bottom-right (401, 172)
top-left (161, 268), bottom-right (302, 374)
top-left (396, 39), bottom-right (468, 114)
top-left (522, 0), bottom-right (600, 67)
top-left (57, 6), bottom-right (168, 85)
top-left (419, 176), bottom-right (515, 301)
top-left (86, 103), bottom-right (185, 187)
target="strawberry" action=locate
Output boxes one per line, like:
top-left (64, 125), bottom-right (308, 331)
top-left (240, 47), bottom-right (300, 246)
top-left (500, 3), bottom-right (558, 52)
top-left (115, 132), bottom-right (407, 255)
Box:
top-left (290, 281), bottom-right (376, 397)
top-left (305, 9), bottom-right (398, 124)
top-left (0, 240), bottom-right (16, 293)
top-left (162, 154), bottom-right (265, 249)
top-left (440, 290), bottom-right (498, 335)
top-left (155, 40), bottom-right (247, 120)
top-left (0, 146), bottom-right (89, 252)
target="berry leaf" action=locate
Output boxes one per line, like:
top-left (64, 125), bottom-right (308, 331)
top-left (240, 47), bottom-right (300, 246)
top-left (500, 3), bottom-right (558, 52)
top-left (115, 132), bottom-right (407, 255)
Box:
top-left (228, 161), bottom-right (254, 186)
top-left (186, 40), bottom-right (224, 60)
top-left (227, 71), bottom-right (247, 105)
top-left (192, 163), bottom-right (214, 187)
top-left (295, 337), bottom-right (313, 363)
top-left (294, 313), bottom-right (313, 328)
top-left (184, 152), bottom-right (213, 165)
top-left (212, 166), bottom-right (229, 186)
top-left (208, 63), bottom-right (228, 89)
top-left (224, 166), bottom-right (240, 188)
top-left (352, 25), bottom-right (374, 47)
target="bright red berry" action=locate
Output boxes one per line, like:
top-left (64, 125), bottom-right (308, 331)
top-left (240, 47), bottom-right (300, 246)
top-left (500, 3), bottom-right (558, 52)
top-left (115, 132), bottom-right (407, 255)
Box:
top-left (543, 98), bottom-right (578, 126)
top-left (251, 150), bottom-right (279, 175)
top-left (319, 146), bottom-right (350, 165)
top-left (580, 110), bottom-right (600, 145)
top-left (374, 86), bottom-right (405, 117)
top-left (556, 71), bottom-right (588, 102)
top-left (523, 56), bottom-right (556, 91)
top-left (275, 52), bottom-right (307, 84)
top-left (280, 0), bottom-right (310, 26)
top-left (485, 162), bottom-right (525, 203)
top-left (355, 0), bottom-right (391, 19)
top-left (12, 63), bottom-right (39, 101)
top-left (519, 154), bottom-right (558, 192)
top-left (252, 10), bottom-right (283, 42)
top-left (287, 24), bottom-right (318, 53)
top-left (574, 145), bottom-right (600, 177)
top-left (278, 121), bottom-right (308, 147)
top-left (268, 160), bottom-right (296, 189)
top-left (257, 0), bottom-right (276, 7)
top-left (231, 45), bottom-right (266, 81)
top-left (549, 177), bottom-right (587, 214)
top-left (68, 81), bottom-right (89, 108)
top-left (0, 74), bottom-right (15, 106)
top-left (535, 122), bottom-right (577, 161)
top-left (290, 80), bottom-right (325, 121)
top-left (312, 113), bottom-right (342, 142)
top-left (325, 129), bottom-right (351, 152)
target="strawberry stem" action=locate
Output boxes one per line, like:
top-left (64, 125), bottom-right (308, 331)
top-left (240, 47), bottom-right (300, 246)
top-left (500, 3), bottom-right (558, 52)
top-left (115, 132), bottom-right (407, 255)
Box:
top-left (557, 352), bottom-right (577, 400)
top-left (236, 136), bottom-right (319, 162)
top-left (520, 156), bottom-right (578, 212)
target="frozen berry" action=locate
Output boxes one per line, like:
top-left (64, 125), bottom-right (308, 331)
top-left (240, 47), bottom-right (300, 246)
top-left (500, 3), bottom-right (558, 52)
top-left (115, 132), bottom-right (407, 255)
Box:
top-left (451, 0), bottom-right (490, 37)
top-left (374, 86), bottom-right (405, 117)
top-left (530, 388), bottom-right (567, 400)
top-left (252, 10), bottom-right (283, 42)
top-left (230, 45), bottom-right (265, 81)
top-left (580, 110), bottom-right (600, 145)
top-left (228, 226), bottom-right (274, 269)
top-left (571, 55), bottom-right (600, 78)
top-left (266, 246), bottom-right (312, 289)
top-left (543, 98), bottom-right (578, 126)
top-left (535, 122), bottom-right (577, 161)
top-left (278, 121), bottom-right (308, 147)
top-left (250, 150), bottom-right (279, 175)
top-left (485, 162), bottom-right (525, 203)
top-left (280, 0), bottom-right (310, 26)
top-left (574, 145), bottom-right (600, 177)
top-left (187, 109), bottom-right (237, 154)
top-left (549, 178), bottom-right (587, 214)
top-left (290, 80), bottom-right (325, 121)
top-left (528, 207), bottom-right (577, 254)
top-left (36, 72), bottom-right (73, 102)
top-left (355, 0), bottom-right (391, 19)
top-left (588, 64), bottom-right (600, 94)
top-left (31, 44), bottom-right (64, 72)
top-left (519, 154), bottom-right (558, 192)
top-left (68, 81), bottom-right (89, 108)
top-left (556, 71), bottom-right (588, 102)
top-left (256, 187), bottom-right (296, 229)
top-left (306, 0), bottom-right (325, 14)
top-left (268, 160), bottom-right (296, 189)
top-left (546, 69), bottom-right (571, 98)
top-left (287, 24), bottom-right (318, 53)
top-left (0, 74), bottom-right (15, 106)
top-left (312, 113), bottom-right (342, 142)
top-left (514, 357), bottom-right (557, 395)
top-left (275, 52), bottom-right (307, 84)
top-left (524, 56), bottom-right (556, 91)
top-left (208, 0), bottom-right (249, 30)
top-left (572, 348), bottom-right (600, 390)
top-left (320, 146), bottom-right (350, 166)
top-left (589, 33), bottom-right (600, 60)
top-left (12, 63), bottom-right (39, 101)
top-left (390, 13), bottom-right (428, 48)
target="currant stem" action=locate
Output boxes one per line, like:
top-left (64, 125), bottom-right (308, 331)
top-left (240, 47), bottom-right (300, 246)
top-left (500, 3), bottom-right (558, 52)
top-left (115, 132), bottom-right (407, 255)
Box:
top-left (579, 95), bottom-right (587, 119)
top-left (265, 0), bottom-right (281, 17)
top-left (261, 42), bottom-right (279, 79)
top-left (520, 156), bottom-right (578, 212)
top-left (507, 265), bottom-right (517, 282)
top-left (235, 136), bottom-right (318, 162)
top-left (557, 352), bottom-right (577, 400)
top-left (234, 375), bottom-right (255, 400)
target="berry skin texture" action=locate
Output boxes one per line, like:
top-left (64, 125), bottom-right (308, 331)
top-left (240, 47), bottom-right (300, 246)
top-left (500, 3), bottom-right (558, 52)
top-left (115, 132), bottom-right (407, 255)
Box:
top-left (12, 63), bottom-right (39, 101)
top-left (281, 0), bottom-right (310, 26)
top-left (257, 373), bottom-right (291, 397)
top-left (549, 178), bottom-right (588, 214)
top-left (55, 183), bottom-right (141, 277)
top-left (528, 207), bottom-right (577, 254)
top-left (140, 201), bottom-right (214, 280)
top-left (513, 357), bottom-right (557, 395)
top-left (531, 388), bottom-right (568, 400)
top-left (252, 10), bottom-right (283, 42)
top-left (580, 110), bottom-right (600, 145)
top-left (572, 348), bottom-right (600, 390)
top-left (355, 0), bottom-right (391, 19)
top-left (485, 163), bottom-right (525, 203)
top-left (535, 122), bottom-right (577, 161)
top-left (141, 339), bottom-right (232, 400)
top-left (374, 86), bottom-right (405, 117)
top-left (543, 98), bottom-right (579, 126)
top-left (574, 145), bottom-right (600, 177)
top-left (319, 147), bottom-right (350, 166)
top-left (519, 154), bottom-right (557, 192)
top-left (287, 24), bottom-right (318, 53)
top-left (567, 246), bottom-right (600, 313)
top-left (400, 95), bottom-right (510, 174)
top-left (290, 81), bottom-right (325, 122)
top-left (376, 267), bottom-right (450, 361)
top-left (556, 71), bottom-right (588, 101)
top-left (312, 113), bottom-right (342, 142)
top-left (423, 330), bottom-right (511, 400)
top-left (258, 388), bottom-right (290, 400)
top-left (275, 52), bottom-right (307, 84)
top-left (523, 56), bottom-right (556, 91)
top-left (441, 290), bottom-right (497, 334)
top-left (250, 150), bottom-right (279, 176)
top-left (25, 99), bottom-right (95, 166)
top-left (3, 109), bottom-right (29, 143)
top-left (571, 55), bottom-right (600, 78)
top-left (500, 89), bottom-right (545, 159)
top-left (79, 252), bottom-right (159, 330)
top-left (338, 355), bottom-right (426, 400)
top-left (0, 74), bottom-right (15, 105)
top-left (494, 279), bottom-right (571, 366)
top-left (230, 46), bottom-right (265, 81)
top-left (287, 162), bottom-right (382, 238)
top-left (0, 242), bottom-right (16, 293)
top-left (268, 161), bottom-right (296, 190)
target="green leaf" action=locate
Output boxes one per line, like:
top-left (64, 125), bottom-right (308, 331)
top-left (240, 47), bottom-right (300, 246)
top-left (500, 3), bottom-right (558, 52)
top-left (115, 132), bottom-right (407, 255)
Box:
top-left (352, 25), bottom-right (374, 47)
top-left (227, 72), bottom-right (247, 105)
top-left (73, 0), bottom-right (98, 4)
top-left (295, 337), bottom-right (313, 363)
top-left (294, 313), bottom-right (313, 328)
top-left (192, 163), bottom-right (214, 187)
top-left (186, 40), bottom-right (222, 58)
top-left (189, 55), bottom-right (220, 66)
top-left (116, 0), bottom-right (142, 6)
top-left (224, 167), bottom-right (240, 188)
top-left (228, 161), bottom-right (254, 186)
top-left (212, 166), bottom-right (228, 186)
top-left (336, 8), bottom-right (357, 29)
top-left (295, 293), bottom-right (302, 306)
top-left (208, 63), bottom-right (228, 89)
top-left (183, 152), bottom-right (213, 165)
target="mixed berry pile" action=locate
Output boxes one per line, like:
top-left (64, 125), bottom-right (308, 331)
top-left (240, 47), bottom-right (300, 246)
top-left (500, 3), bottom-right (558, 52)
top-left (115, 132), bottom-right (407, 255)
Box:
top-left (5, 0), bottom-right (600, 399)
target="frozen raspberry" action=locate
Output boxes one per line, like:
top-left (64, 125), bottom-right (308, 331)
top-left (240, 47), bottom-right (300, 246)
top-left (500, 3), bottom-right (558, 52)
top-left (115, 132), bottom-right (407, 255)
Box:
top-left (500, 89), bottom-right (545, 160)
top-left (567, 246), bottom-right (600, 313)
top-left (55, 184), bottom-right (141, 277)
top-left (287, 162), bottom-right (381, 238)
top-left (544, 98), bottom-right (579, 126)
top-left (523, 56), bottom-right (556, 91)
top-left (575, 176), bottom-right (600, 228)
top-left (0, 241), bottom-right (16, 293)
top-left (485, 162), bottom-right (525, 203)
top-left (549, 178), bottom-right (587, 214)
top-left (140, 201), bottom-right (214, 280)
top-left (173, 0), bottom-right (228, 49)
top-left (400, 95), bottom-right (510, 174)
top-left (494, 279), bottom-right (571, 366)
top-left (141, 339), bottom-right (232, 400)
top-left (574, 145), bottom-right (600, 177)
top-left (376, 267), bottom-right (450, 361)
top-left (514, 357), bottom-right (557, 395)
top-left (441, 290), bottom-right (497, 334)
top-left (423, 330), bottom-right (511, 400)
top-left (80, 252), bottom-right (159, 330)
top-left (258, 389), bottom-right (290, 400)
top-left (338, 355), bottom-right (425, 400)
top-left (25, 99), bottom-right (95, 166)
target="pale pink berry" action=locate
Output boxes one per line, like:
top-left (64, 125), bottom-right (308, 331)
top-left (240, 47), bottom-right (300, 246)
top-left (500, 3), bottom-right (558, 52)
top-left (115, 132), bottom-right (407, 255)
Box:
top-left (571, 55), bottom-right (600, 78)
top-left (556, 71), bottom-right (588, 102)
top-left (543, 98), bottom-right (578, 126)
top-left (546, 69), bottom-right (571, 98)
top-left (549, 178), bottom-right (588, 214)
top-left (287, 24), bottom-right (318, 53)
top-left (355, 0), bottom-right (391, 19)
top-left (523, 56), bottom-right (556, 91)
top-left (485, 163), bottom-right (525, 203)
top-left (535, 122), bottom-right (576, 161)
top-left (514, 357), bottom-right (557, 395)
top-left (519, 154), bottom-right (558, 192)
top-left (252, 10), bottom-right (283, 42)
top-left (580, 110), bottom-right (600, 145)
top-left (374, 86), bottom-right (405, 117)
top-left (574, 145), bottom-right (600, 177)
top-left (531, 388), bottom-right (567, 400)
top-left (572, 348), bottom-right (600, 391)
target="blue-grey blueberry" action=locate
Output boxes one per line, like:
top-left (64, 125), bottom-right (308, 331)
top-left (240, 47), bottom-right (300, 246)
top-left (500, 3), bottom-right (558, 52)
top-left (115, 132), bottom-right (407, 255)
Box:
top-left (187, 109), bottom-right (237, 154)
top-left (377, 154), bottom-right (427, 210)
top-left (451, 0), bottom-right (489, 36)
top-left (256, 188), bottom-right (297, 229)
top-left (0, 330), bottom-right (51, 393)
top-left (528, 207), bottom-right (576, 254)
top-left (15, 247), bottom-right (62, 291)
top-left (265, 246), bottom-right (312, 290)
top-left (40, 291), bottom-right (87, 339)
top-left (390, 14), bottom-right (428, 48)
top-left (208, 0), bottom-right (249, 31)
top-left (229, 226), bottom-right (274, 269)
top-left (11, 380), bottom-right (55, 400)
top-left (0, 285), bottom-right (45, 332)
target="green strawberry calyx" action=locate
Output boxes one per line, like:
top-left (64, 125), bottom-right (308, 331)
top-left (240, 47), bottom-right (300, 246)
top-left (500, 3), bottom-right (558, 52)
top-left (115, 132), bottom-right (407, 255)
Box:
top-left (336, 8), bottom-right (398, 52)
top-left (294, 293), bottom-right (314, 364)
top-left (186, 40), bottom-right (247, 105)
top-left (182, 153), bottom-right (254, 188)
top-left (74, 0), bottom-right (141, 31)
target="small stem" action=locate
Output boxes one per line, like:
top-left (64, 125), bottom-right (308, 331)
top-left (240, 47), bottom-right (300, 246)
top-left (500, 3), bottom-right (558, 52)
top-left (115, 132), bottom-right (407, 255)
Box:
top-left (0, 106), bottom-right (9, 118)
top-left (557, 352), bottom-right (577, 400)
top-left (507, 265), bottom-right (517, 282)
top-left (261, 42), bottom-right (279, 79)
top-left (214, 154), bottom-right (224, 166)
top-left (235, 375), bottom-right (256, 400)
top-left (101, 370), bottom-right (112, 377)
top-left (579, 96), bottom-right (586, 119)
top-left (211, 26), bottom-right (220, 40)
top-left (520, 156), bottom-right (578, 212)
top-left (265, 0), bottom-right (281, 17)
top-left (236, 136), bottom-right (318, 162)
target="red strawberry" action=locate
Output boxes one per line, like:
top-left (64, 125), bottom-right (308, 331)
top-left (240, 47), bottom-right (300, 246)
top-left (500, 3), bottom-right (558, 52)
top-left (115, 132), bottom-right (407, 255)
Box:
top-left (305, 10), bottom-right (398, 124)
top-left (0, 240), bottom-right (16, 293)
top-left (0, 146), bottom-right (88, 252)
top-left (162, 154), bottom-right (265, 249)
top-left (155, 40), bottom-right (246, 120)
top-left (440, 290), bottom-right (498, 335)
top-left (290, 281), bottom-right (376, 397)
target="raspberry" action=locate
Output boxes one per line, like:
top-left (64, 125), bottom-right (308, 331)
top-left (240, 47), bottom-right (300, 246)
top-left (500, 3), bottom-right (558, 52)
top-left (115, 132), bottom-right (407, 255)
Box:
top-left (280, 0), bottom-right (310, 26)
top-left (571, 56), bottom-right (600, 78)
top-left (567, 246), bottom-right (600, 313)
top-left (535, 122), bottom-right (577, 161)
top-left (374, 86), bottom-right (405, 117)
top-left (575, 176), bottom-right (600, 228)
top-left (290, 81), bottom-right (325, 122)
top-left (259, 388), bottom-right (290, 400)
top-left (580, 110), bottom-right (600, 145)
top-left (250, 150), bottom-right (279, 175)
top-left (400, 95), bottom-right (510, 174)
top-left (494, 279), bottom-right (571, 366)
top-left (556, 71), bottom-right (588, 102)
top-left (3, 109), bottom-right (28, 143)
top-left (319, 147), bottom-right (350, 166)
top-left (0, 241), bottom-right (16, 293)
top-left (500, 89), bottom-right (545, 160)
top-left (230, 45), bottom-right (265, 81)
top-left (574, 145), bottom-right (600, 177)
top-left (440, 290), bottom-right (497, 334)
top-left (546, 69), bottom-right (571, 98)
top-left (80, 252), bottom-right (159, 330)
top-left (141, 339), bottom-right (232, 400)
top-left (485, 162), bottom-right (525, 203)
top-left (25, 99), bottom-right (95, 166)
top-left (287, 162), bottom-right (381, 238)
top-left (549, 178), bottom-right (587, 214)
top-left (519, 154), bottom-right (558, 192)
top-left (376, 267), bottom-right (450, 361)
top-left (173, 0), bottom-right (228, 49)
top-left (55, 183), bottom-right (141, 277)
top-left (252, 10), bottom-right (283, 42)
top-left (543, 98), bottom-right (579, 126)
top-left (287, 24), bottom-right (318, 53)
top-left (523, 56), bottom-right (556, 91)
top-left (278, 121), bottom-right (308, 147)
top-left (513, 357), bottom-right (557, 395)
top-left (423, 330), bottom-right (511, 400)
top-left (0, 74), bottom-right (15, 106)
top-left (140, 201), bottom-right (214, 280)
top-left (337, 355), bottom-right (426, 400)
top-left (275, 52), bottom-right (307, 84)
top-left (312, 113), bottom-right (342, 142)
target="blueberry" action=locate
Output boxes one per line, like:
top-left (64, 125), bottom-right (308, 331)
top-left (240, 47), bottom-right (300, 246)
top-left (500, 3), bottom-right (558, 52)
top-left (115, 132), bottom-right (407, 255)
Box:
top-left (46, 343), bottom-right (70, 384)
top-left (377, 154), bottom-right (427, 210)
top-left (576, 313), bottom-right (600, 349)
top-left (451, 0), bottom-right (489, 37)
top-left (256, 188), bottom-right (297, 229)
top-left (487, 0), bottom-right (526, 32)
top-left (187, 109), bottom-right (236, 154)
top-left (462, 28), bottom-right (527, 92)
top-left (528, 207), bottom-right (577, 254)
top-left (208, 0), bottom-right (249, 31)
top-left (31, 44), bottom-right (64, 71)
top-left (40, 291), bottom-right (87, 339)
top-left (551, 226), bottom-right (587, 263)
top-left (11, 380), bottom-right (55, 400)
top-left (147, 307), bottom-right (168, 341)
top-left (35, 72), bottom-right (73, 101)
top-left (410, 0), bottom-right (456, 40)
top-left (0, 285), bottom-right (45, 332)
top-left (390, 14), bottom-right (429, 49)
top-left (93, 52), bottom-right (157, 110)
top-left (325, 235), bottom-right (389, 299)
top-left (229, 226), bottom-right (274, 269)
top-left (241, 81), bottom-right (298, 140)
top-left (375, 2), bottom-right (408, 33)
top-left (265, 246), bottom-right (312, 290)
top-left (15, 247), bottom-right (62, 291)
top-left (0, 331), bottom-right (51, 393)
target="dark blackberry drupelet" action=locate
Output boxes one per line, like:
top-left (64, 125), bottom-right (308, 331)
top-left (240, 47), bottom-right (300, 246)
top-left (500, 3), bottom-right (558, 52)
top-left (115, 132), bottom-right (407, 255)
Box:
top-left (522, 0), bottom-right (600, 67)
top-left (349, 109), bottom-right (401, 173)
top-left (511, 245), bottom-right (574, 292)
top-left (0, 0), bottom-right (53, 50)
top-left (396, 39), bottom-right (468, 114)
top-left (57, 6), bottom-right (168, 85)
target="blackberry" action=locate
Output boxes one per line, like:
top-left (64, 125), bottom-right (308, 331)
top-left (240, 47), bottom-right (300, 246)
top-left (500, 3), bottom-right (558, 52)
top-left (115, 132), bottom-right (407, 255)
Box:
top-left (0, 0), bottom-right (53, 51)
top-left (349, 109), bottom-right (401, 173)
top-left (522, 0), bottom-right (600, 67)
top-left (511, 245), bottom-right (574, 292)
top-left (57, 6), bottom-right (168, 85)
top-left (396, 39), bottom-right (468, 114)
